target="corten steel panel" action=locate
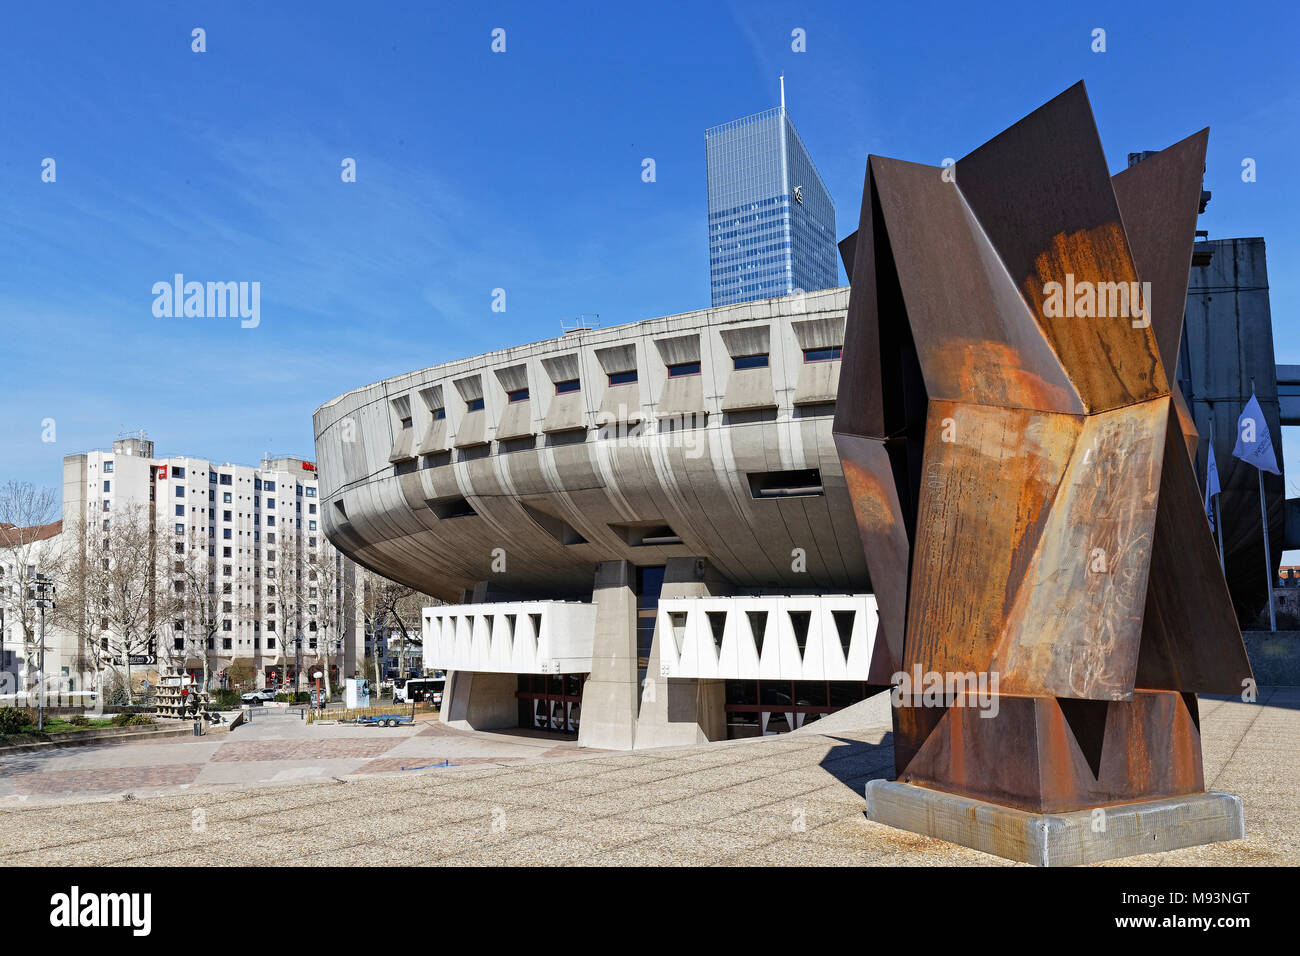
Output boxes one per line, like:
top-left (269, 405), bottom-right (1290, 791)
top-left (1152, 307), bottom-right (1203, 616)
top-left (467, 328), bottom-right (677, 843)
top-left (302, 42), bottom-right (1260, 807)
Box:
top-left (1135, 403), bottom-right (1254, 694)
top-left (833, 165), bottom-right (887, 440)
top-left (899, 691), bottom-right (1204, 813)
top-left (834, 432), bottom-right (909, 683)
top-left (1171, 385), bottom-right (1199, 462)
top-left (903, 401), bottom-right (1082, 683)
top-left (990, 399), bottom-right (1168, 700)
top-left (869, 155), bottom-right (1084, 414)
top-left (1110, 128), bottom-right (1210, 373)
top-left (955, 82), bottom-right (1167, 412)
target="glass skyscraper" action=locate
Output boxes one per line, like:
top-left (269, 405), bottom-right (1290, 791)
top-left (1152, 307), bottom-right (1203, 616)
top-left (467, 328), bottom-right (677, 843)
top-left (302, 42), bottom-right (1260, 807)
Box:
top-left (706, 105), bottom-right (838, 307)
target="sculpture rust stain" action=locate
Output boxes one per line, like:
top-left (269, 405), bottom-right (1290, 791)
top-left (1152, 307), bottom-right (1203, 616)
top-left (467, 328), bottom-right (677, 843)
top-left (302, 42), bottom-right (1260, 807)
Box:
top-left (833, 81), bottom-right (1254, 813)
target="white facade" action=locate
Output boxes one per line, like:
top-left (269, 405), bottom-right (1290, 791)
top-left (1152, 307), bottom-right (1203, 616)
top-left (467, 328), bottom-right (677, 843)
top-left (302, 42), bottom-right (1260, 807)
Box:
top-left (61, 436), bottom-right (361, 688)
top-left (423, 601), bottom-right (597, 675)
top-left (656, 594), bottom-right (877, 681)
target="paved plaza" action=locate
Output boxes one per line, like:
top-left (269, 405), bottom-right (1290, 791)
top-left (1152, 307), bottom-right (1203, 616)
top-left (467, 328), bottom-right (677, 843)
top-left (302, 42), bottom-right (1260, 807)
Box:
top-left (0, 689), bottom-right (1296, 866)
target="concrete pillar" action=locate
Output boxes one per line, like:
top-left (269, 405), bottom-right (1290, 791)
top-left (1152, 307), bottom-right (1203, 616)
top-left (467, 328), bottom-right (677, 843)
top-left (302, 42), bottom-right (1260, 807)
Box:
top-left (634, 557), bottom-right (729, 749)
top-left (440, 670), bottom-right (517, 731)
top-left (578, 560), bottom-right (639, 750)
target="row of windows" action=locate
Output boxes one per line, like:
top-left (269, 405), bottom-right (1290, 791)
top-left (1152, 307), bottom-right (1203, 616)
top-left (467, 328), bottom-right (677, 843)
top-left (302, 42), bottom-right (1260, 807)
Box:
top-left (403, 346), bottom-right (843, 423)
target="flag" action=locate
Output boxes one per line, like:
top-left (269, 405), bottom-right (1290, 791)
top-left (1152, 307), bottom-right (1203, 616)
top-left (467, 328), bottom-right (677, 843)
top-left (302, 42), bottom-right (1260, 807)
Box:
top-left (1205, 442), bottom-right (1221, 530)
top-left (1231, 393), bottom-right (1281, 475)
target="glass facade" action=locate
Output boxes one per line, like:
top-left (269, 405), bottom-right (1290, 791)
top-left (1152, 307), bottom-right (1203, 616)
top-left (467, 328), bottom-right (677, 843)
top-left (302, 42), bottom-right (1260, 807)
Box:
top-left (706, 107), bottom-right (838, 307)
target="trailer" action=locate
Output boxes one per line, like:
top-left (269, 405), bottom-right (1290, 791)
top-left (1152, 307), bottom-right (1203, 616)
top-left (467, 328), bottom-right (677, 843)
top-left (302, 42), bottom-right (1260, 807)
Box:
top-left (356, 713), bottom-right (414, 727)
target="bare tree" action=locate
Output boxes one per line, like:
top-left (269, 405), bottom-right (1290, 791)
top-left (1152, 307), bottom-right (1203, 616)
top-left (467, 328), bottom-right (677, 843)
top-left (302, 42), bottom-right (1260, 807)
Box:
top-left (0, 481), bottom-right (63, 693)
top-left (89, 503), bottom-right (181, 702)
top-left (170, 526), bottom-right (255, 691)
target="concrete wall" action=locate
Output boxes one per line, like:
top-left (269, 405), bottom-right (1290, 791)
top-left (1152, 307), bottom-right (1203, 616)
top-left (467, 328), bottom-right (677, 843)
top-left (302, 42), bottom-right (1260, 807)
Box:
top-left (1181, 238), bottom-right (1285, 622)
top-left (440, 669), bottom-right (518, 731)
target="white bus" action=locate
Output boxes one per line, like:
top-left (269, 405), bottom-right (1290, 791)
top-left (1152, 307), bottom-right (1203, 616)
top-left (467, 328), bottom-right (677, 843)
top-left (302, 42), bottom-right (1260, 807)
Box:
top-left (393, 676), bottom-right (444, 706)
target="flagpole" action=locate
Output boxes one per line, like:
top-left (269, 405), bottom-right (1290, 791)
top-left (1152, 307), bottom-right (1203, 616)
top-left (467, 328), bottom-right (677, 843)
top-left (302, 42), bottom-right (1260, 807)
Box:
top-left (1214, 495), bottom-right (1225, 570)
top-left (1208, 408), bottom-right (1225, 570)
top-left (1259, 467), bottom-right (1276, 632)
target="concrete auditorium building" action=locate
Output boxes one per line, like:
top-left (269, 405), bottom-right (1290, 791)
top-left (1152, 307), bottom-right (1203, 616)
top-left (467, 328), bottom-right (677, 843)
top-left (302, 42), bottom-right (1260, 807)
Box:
top-left (313, 286), bottom-right (889, 750)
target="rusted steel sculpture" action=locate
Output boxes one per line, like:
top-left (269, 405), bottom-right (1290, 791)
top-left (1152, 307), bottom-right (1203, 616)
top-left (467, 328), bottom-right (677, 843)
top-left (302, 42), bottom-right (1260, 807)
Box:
top-left (834, 82), bottom-right (1254, 813)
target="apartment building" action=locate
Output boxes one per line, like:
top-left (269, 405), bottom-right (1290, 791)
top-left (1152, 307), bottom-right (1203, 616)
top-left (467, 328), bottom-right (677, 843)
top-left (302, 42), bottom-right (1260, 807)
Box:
top-left (61, 435), bottom-right (362, 691)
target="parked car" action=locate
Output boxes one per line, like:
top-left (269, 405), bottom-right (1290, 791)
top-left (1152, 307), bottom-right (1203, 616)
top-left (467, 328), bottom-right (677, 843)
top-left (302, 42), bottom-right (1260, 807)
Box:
top-left (240, 688), bottom-right (276, 705)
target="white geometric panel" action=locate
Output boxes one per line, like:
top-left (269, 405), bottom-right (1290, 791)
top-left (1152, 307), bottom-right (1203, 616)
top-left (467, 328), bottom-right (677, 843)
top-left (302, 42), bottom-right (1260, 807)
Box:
top-left (658, 594), bottom-right (877, 681)
top-left (423, 600), bottom-right (595, 675)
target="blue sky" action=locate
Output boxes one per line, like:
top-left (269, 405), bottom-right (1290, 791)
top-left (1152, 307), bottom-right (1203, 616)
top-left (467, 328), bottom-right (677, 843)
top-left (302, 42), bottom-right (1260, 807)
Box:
top-left (3, 0), bottom-right (1297, 534)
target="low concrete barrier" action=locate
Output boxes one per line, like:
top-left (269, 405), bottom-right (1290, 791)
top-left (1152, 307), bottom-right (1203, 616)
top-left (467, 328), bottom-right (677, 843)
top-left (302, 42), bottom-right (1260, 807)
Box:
top-left (1243, 630), bottom-right (1300, 685)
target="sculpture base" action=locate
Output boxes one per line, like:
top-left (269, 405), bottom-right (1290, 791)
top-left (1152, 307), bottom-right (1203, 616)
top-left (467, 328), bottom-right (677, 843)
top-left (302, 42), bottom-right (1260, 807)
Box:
top-left (864, 780), bottom-right (1244, 866)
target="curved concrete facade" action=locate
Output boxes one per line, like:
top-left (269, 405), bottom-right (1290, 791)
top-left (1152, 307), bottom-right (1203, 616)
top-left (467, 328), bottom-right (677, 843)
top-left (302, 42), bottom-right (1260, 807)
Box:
top-left (313, 287), bottom-right (867, 602)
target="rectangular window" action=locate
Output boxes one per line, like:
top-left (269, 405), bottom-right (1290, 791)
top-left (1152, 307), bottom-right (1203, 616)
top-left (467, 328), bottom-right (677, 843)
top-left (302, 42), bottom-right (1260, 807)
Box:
top-left (466, 397), bottom-right (485, 412)
top-left (555, 378), bottom-right (581, 394)
top-left (667, 361), bottom-right (701, 378)
top-left (175, 523), bottom-right (185, 535)
top-left (175, 504), bottom-right (185, 517)
top-left (733, 353), bottom-right (770, 370)
top-left (267, 516), bottom-right (275, 526)
top-left (223, 528), bottom-right (232, 539)
top-left (309, 520), bottom-right (317, 530)
top-left (223, 510), bottom-right (231, 521)
top-left (305, 487), bottom-right (316, 497)
top-left (803, 346), bottom-right (842, 363)
top-left (209, 471), bottom-right (217, 483)
top-left (264, 481), bottom-right (275, 491)
top-left (222, 637), bottom-right (232, 649)
top-left (267, 498), bottom-right (275, 509)
top-left (173, 638), bottom-right (184, 651)
top-left (223, 492), bottom-right (232, 503)
top-left (309, 504), bottom-right (316, 514)
top-left (173, 466), bottom-right (186, 478)
top-left (103, 461), bottom-right (114, 473)
top-left (608, 370), bottom-right (637, 386)
top-left (219, 473), bottom-right (232, 485)
top-left (507, 387), bottom-right (529, 404)
top-left (103, 480), bottom-right (111, 492)
top-left (175, 485), bottom-right (185, 497)
top-left (255, 478), bottom-right (262, 491)
top-left (747, 468), bottom-right (824, 499)
top-left (102, 500), bottom-right (111, 512)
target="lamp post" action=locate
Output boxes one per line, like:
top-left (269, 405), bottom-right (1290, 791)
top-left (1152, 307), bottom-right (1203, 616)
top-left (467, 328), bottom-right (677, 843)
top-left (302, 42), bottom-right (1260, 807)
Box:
top-left (26, 571), bottom-right (56, 733)
top-left (313, 669), bottom-right (323, 716)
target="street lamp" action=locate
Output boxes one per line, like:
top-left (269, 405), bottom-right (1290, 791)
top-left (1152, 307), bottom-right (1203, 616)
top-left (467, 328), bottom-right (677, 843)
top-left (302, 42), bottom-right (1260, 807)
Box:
top-left (313, 669), bottom-right (323, 715)
top-left (25, 571), bottom-right (56, 733)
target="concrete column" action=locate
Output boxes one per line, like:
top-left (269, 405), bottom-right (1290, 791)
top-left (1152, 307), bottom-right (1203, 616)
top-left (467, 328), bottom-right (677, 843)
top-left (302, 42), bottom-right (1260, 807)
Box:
top-left (440, 670), bottom-right (517, 731)
top-left (577, 560), bottom-right (639, 750)
top-left (634, 557), bottom-right (729, 749)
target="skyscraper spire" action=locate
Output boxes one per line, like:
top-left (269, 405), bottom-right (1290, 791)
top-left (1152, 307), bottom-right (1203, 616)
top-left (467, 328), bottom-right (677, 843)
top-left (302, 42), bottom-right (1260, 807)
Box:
top-left (780, 73), bottom-right (785, 110)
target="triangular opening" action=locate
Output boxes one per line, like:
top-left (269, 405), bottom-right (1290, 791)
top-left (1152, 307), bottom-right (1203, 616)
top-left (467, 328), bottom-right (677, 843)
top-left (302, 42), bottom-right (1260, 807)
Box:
top-left (831, 609), bottom-right (855, 662)
top-left (789, 610), bottom-right (812, 661)
top-left (1057, 698), bottom-right (1108, 780)
top-left (706, 611), bottom-right (726, 654)
top-left (669, 612), bottom-right (687, 656)
top-left (747, 610), bottom-right (767, 656)
top-left (503, 614), bottom-right (516, 653)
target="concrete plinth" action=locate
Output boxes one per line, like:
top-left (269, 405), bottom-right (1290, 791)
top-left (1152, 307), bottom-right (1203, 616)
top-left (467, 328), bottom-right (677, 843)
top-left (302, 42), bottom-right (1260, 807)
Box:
top-left (864, 780), bottom-right (1245, 866)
